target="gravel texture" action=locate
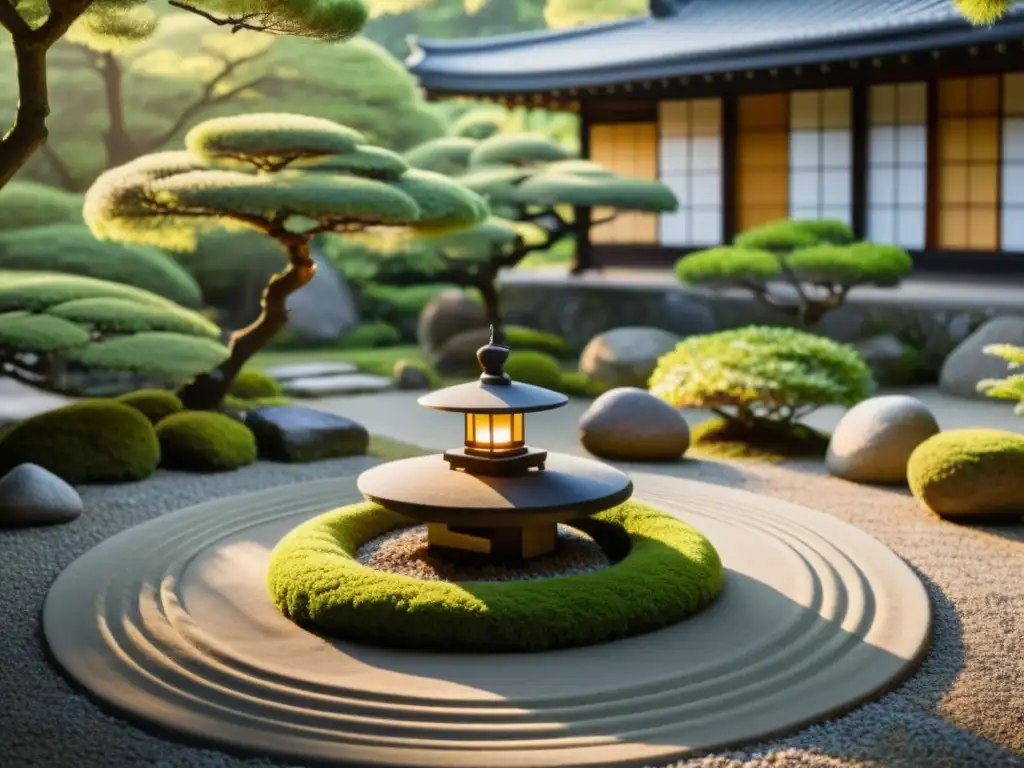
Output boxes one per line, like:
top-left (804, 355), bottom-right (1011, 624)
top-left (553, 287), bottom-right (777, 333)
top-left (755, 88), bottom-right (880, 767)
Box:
top-left (0, 454), bottom-right (1022, 768)
top-left (356, 523), bottom-right (609, 582)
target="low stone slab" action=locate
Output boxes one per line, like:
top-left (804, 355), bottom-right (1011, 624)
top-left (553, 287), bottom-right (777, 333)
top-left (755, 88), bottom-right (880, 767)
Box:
top-left (42, 473), bottom-right (930, 768)
top-left (281, 373), bottom-right (392, 398)
top-left (0, 463), bottom-right (82, 528)
top-left (263, 362), bottom-right (358, 382)
top-left (243, 405), bottom-right (369, 463)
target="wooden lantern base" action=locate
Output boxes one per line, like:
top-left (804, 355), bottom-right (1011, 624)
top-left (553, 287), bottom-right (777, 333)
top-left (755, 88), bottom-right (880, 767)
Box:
top-left (427, 521), bottom-right (558, 562)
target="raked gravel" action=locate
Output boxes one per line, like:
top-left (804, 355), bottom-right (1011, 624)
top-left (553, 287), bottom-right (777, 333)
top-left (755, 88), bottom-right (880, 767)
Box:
top-left (0, 454), bottom-right (1021, 768)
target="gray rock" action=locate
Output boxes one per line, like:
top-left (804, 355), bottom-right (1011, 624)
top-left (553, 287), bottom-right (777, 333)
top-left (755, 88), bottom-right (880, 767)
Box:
top-left (263, 361), bottom-right (358, 382)
top-left (579, 387), bottom-right (690, 462)
top-left (243, 405), bottom-right (369, 463)
top-left (851, 333), bottom-right (922, 387)
top-left (285, 247), bottom-right (359, 342)
top-left (578, 327), bottom-right (682, 389)
top-left (431, 327), bottom-right (494, 377)
top-left (939, 316), bottom-right (1024, 399)
top-left (826, 395), bottom-right (940, 484)
top-left (282, 373), bottom-right (393, 398)
top-left (0, 463), bottom-right (83, 527)
top-left (393, 360), bottom-right (431, 391)
top-left (417, 290), bottom-right (487, 352)
top-left (660, 292), bottom-right (718, 337)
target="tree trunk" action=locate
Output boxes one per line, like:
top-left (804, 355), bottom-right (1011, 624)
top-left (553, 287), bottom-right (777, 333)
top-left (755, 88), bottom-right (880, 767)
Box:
top-left (177, 237), bottom-right (316, 410)
top-left (475, 275), bottom-right (505, 345)
top-left (0, 36), bottom-right (51, 190)
top-left (99, 51), bottom-right (138, 167)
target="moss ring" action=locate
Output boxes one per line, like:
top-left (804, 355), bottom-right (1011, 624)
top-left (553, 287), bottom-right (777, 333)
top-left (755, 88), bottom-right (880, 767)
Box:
top-left (267, 501), bottom-right (725, 652)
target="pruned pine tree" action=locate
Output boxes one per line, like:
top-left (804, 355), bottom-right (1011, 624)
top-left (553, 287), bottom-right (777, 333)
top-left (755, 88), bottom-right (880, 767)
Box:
top-left (84, 112), bottom-right (488, 409)
top-left (0, 270), bottom-right (227, 394)
top-left (403, 132), bottom-right (678, 341)
top-left (0, 0), bottom-right (368, 191)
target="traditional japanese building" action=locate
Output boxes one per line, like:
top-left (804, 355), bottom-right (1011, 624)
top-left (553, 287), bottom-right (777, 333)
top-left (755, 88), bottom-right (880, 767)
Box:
top-left (407, 0), bottom-right (1024, 275)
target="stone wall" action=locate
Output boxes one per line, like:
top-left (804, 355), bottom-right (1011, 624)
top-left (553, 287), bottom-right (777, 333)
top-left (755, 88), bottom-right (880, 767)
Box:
top-left (500, 278), bottom-right (1008, 377)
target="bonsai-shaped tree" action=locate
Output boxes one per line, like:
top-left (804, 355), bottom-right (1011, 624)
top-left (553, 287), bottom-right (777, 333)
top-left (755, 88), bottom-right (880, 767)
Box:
top-left (84, 112), bottom-right (488, 410)
top-left (0, 0), bottom-right (368, 191)
top-left (649, 326), bottom-right (874, 457)
top-left (402, 132), bottom-right (678, 341)
top-left (979, 344), bottom-right (1024, 414)
top-left (0, 270), bottom-right (227, 394)
top-left (675, 219), bottom-right (913, 327)
top-left (0, 223), bottom-right (203, 306)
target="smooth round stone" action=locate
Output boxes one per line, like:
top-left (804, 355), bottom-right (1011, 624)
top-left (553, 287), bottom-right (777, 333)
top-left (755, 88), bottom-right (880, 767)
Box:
top-left (826, 395), bottom-right (940, 485)
top-left (0, 463), bottom-right (83, 528)
top-left (579, 387), bottom-right (690, 462)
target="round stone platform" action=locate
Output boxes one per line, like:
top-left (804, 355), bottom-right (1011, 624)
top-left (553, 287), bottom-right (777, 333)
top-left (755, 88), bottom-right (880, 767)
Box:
top-left (43, 474), bottom-right (930, 768)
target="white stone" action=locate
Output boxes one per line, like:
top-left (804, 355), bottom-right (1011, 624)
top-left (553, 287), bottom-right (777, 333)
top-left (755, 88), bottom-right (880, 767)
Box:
top-left (282, 373), bottom-right (393, 398)
top-left (939, 315), bottom-right (1024, 399)
top-left (826, 395), bottom-right (940, 484)
top-left (263, 362), bottom-right (358, 382)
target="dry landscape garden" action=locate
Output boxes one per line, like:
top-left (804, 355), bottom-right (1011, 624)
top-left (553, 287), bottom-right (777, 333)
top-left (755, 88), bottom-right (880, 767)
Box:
top-left (0, 1), bottom-right (1022, 768)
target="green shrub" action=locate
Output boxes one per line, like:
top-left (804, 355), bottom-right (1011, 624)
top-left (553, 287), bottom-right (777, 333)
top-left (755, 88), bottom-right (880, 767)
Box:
top-left (0, 400), bottom-right (159, 484)
top-left (558, 370), bottom-right (607, 398)
top-left (978, 344), bottom-right (1024, 414)
top-left (267, 500), bottom-right (723, 652)
top-left (155, 411), bottom-right (258, 472)
top-left (337, 321), bottom-right (401, 349)
top-left (504, 350), bottom-right (564, 390)
top-left (0, 224), bottom-right (203, 307)
top-left (674, 246), bottom-right (779, 286)
top-left (650, 326), bottom-right (874, 430)
top-left (228, 368), bottom-right (283, 400)
top-left (115, 389), bottom-right (183, 424)
top-left (735, 218), bottom-right (854, 250)
top-left (221, 394), bottom-right (291, 414)
top-left (0, 181), bottom-right (83, 232)
top-left (505, 326), bottom-right (569, 358)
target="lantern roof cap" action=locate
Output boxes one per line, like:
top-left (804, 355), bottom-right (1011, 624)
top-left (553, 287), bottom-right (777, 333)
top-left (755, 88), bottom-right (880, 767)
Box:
top-left (417, 327), bottom-right (569, 413)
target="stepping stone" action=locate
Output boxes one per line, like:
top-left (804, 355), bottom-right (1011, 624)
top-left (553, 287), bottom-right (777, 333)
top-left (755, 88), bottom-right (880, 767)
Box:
top-left (282, 373), bottom-right (393, 398)
top-left (263, 362), bottom-right (358, 382)
top-left (244, 405), bottom-right (369, 462)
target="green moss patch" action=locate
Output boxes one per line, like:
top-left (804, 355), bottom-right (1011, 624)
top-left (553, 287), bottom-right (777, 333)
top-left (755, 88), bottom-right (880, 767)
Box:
top-left (115, 389), bottom-right (184, 424)
top-left (503, 350), bottom-right (563, 391)
top-left (367, 435), bottom-right (433, 461)
top-left (229, 368), bottom-right (283, 400)
top-left (690, 417), bottom-right (830, 461)
top-left (0, 400), bottom-right (159, 484)
top-left (267, 500), bottom-right (724, 653)
top-left (156, 411), bottom-right (258, 472)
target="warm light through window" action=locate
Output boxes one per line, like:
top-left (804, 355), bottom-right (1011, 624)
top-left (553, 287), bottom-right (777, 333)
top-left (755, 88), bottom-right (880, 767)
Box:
top-left (465, 413), bottom-right (525, 450)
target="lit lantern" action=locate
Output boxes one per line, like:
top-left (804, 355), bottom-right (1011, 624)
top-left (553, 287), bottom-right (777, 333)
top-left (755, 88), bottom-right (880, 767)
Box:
top-left (356, 327), bottom-right (633, 561)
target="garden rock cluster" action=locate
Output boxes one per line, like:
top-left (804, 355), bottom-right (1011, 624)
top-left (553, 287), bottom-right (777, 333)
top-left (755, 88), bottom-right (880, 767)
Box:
top-left (578, 327), bottom-right (681, 389)
top-left (417, 290), bottom-right (486, 354)
top-left (826, 395), bottom-right (940, 484)
top-left (0, 463), bottom-right (82, 527)
top-left (579, 387), bottom-right (690, 462)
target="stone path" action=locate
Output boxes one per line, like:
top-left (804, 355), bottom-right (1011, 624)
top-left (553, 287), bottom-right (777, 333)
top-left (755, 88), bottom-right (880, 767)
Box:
top-left (263, 362), bottom-right (393, 398)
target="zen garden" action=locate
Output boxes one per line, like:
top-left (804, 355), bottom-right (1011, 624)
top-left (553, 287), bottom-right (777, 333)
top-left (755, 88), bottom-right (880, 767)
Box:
top-left (1, 0), bottom-right (1023, 767)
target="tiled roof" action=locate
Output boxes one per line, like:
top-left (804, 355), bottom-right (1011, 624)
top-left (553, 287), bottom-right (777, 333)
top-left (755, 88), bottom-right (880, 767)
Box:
top-left (407, 0), bottom-right (1024, 93)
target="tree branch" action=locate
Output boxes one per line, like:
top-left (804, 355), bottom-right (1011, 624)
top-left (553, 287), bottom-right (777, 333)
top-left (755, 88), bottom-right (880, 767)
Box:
top-left (0, 0), bottom-right (31, 37)
top-left (168, 1), bottom-right (277, 34)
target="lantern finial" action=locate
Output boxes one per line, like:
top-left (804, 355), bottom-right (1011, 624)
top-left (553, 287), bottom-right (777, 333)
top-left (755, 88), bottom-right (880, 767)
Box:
top-left (477, 326), bottom-right (511, 386)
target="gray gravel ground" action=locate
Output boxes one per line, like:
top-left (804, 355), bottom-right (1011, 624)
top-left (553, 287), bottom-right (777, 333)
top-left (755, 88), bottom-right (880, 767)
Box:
top-left (1, 453), bottom-right (1022, 768)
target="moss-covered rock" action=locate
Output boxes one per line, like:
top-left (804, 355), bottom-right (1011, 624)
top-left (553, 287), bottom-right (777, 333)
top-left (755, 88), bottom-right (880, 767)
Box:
top-left (267, 500), bottom-right (724, 652)
top-left (115, 389), bottom-right (183, 424)
top-left (907, 429), bottom-right (1024, 520)
top-left (690, 417), bottom-right (831, 461)
top-left (156, 411), bottom-right (258, 472)
top-left (392, 357), bottom-right (440, 390)
top-left (0, 400), bottom-right (159, 484)
top-left (228, 368), bottom-right (283, 400)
